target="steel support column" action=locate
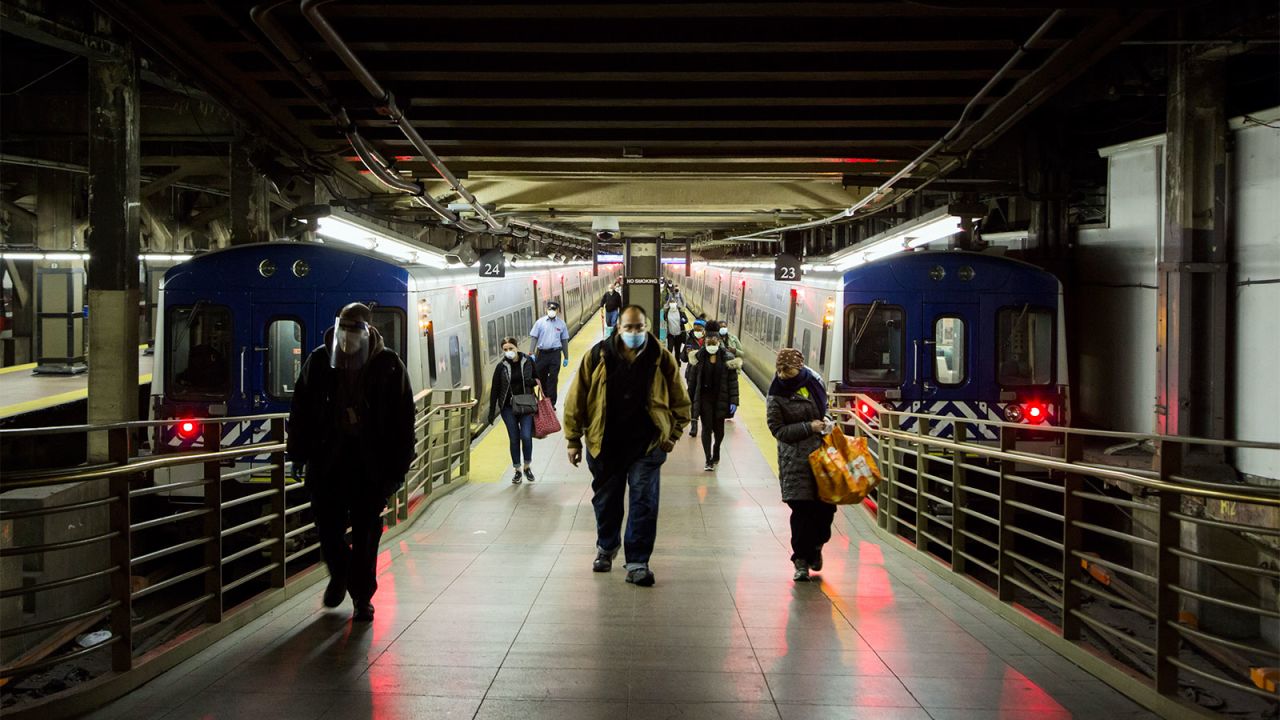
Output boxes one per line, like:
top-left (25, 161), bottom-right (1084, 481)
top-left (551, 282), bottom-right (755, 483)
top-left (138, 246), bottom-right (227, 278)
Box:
top-left (1157, 40), bottom-right (1229, 448)
top-left (229, 133), bottom-right (270, 246)
top-left (86, 15), bottom-right (140, 462)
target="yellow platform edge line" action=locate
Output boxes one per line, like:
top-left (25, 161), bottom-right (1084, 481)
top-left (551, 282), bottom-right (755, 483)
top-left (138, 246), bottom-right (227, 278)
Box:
top-left (735, 372), bottom-right (780, 478)
top-left (0, 373), bottom-right (152, 419)
top-left (0, 345), bottom-right (151, 376)
top-left (471, 309), bottom-right (605, 483)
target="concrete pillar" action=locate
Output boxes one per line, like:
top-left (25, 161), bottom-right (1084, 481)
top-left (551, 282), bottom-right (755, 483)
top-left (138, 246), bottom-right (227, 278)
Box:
top-left (86, 17), bottom-right (141, 461)
top-left (229, 133), bottom-right (270, 245)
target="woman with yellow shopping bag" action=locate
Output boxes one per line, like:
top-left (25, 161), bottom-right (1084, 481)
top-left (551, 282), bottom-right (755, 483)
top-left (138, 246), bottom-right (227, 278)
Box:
top-left (765, 348), bottom-right (837, 582)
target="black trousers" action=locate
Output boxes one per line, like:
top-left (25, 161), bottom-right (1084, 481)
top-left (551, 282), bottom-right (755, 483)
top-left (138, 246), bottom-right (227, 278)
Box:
top-left (533, 348), bottom-right (563, 406)
top-left (787, 500), bottom-right (836, 564)
top-left (310, 461), bottom-right (386, 604)
top-left (666, 333), bottom-right (685, 367)
top-left (698, 397), bottom-right (725, 463)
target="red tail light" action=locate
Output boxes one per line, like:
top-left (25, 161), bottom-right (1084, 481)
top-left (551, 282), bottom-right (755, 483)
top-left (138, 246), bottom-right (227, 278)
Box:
top-left (176, 419), bottom-right (200, 440)
top-left (857, 401), bottom-right (877, 421)
top-left (1025, 403), bottom-right (1046, 423)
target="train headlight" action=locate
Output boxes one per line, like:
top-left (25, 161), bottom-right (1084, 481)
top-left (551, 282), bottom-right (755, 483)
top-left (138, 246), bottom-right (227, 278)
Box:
top-left (292, 259), bottom-right (310, 277)
top-left (258, 259), bottom-right (276, 278)
top-left (1003, 404), bottom-right (1023, 423)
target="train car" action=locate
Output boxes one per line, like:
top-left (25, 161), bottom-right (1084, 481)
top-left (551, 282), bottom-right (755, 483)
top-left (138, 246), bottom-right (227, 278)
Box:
top-left (669, 250), bottom-right (1068, 442)
top-left (153, 242), bottom-right (618, 459)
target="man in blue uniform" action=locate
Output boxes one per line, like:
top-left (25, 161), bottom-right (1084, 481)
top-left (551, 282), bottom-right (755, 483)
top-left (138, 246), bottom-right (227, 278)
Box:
top-left (529, 300), bottom-right (570, 407)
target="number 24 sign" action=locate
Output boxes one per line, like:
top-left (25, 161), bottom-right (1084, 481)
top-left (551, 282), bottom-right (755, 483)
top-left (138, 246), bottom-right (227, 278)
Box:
top-left (478, 249), bottom-right (505, 278)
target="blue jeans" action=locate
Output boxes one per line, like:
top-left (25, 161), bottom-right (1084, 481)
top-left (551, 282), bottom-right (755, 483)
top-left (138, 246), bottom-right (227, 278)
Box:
top-left (587, 445), bottom-right (665, 569)
top-left (605, 308), bottom-right (619, 331)
top-left (500, 406), bottom-right (534, 467)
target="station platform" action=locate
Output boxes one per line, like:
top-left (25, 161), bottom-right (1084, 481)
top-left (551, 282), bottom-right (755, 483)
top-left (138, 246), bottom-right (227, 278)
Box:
top-left (0, 349), bottom-right (152, 421)
top-left (83, 324), bottom-right (1155, 720)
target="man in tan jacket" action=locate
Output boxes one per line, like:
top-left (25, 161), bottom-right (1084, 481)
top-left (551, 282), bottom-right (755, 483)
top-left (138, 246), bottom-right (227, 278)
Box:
top-left (564, 305), bottom-right (691, 586)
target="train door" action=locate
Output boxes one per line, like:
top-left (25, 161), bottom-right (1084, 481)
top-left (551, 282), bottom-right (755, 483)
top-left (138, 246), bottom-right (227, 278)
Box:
top-left (920, 302), bottom-right (975, 405)
top-left (249, 302), bottom-right (309, 414)
top-left (466, 288), bottom-right (484, 393)
top-left (785, 288), bottom-right (798, 348)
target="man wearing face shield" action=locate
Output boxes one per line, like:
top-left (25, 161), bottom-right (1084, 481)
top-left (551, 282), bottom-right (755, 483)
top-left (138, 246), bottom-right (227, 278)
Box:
top-left (287, 303), bottom-right (415, 622)
top-left (528, 300), bottom-right (571, 408)
top-left (563, 305), bottom-right (691, 587)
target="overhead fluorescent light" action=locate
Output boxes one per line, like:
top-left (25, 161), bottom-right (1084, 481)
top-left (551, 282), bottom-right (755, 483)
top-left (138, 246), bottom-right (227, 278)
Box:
top-left (315, 212), bottom-right (450, 269)
top-left (829, 206), bottom-right (961, 271)
top-left (0, 252), bottom-right (46, 261)
top-left (140, 253), bottom-right (194, 262)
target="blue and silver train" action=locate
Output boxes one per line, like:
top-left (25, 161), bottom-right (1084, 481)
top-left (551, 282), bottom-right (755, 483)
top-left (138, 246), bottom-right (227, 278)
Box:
top-left (154, 242), bottom-right (618, 455)
top-left (669, 250), bottom-right (1068, 442)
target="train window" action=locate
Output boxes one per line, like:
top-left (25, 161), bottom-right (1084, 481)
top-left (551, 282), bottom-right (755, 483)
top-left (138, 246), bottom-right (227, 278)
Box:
top-left (448, 334), bottom-right (462, 386)
top-left (264, 319), bottom-right (303, 399)
top-left (370, 308), bottom-right (406, 358)
top-left (167, 304), bottom-right (233, 400)
top-left (845, 303), bottom-right (904, 386)
top-left (486, 320), bottom-right (498, 360)
top-left (801, 328), bottom-right (812, 362)
top-left (771, 315), bottom-right (782, 348)
top-left (997, 305), bottom-right (1053, 386)
top-left (933, 317), bottom-right (966, 386)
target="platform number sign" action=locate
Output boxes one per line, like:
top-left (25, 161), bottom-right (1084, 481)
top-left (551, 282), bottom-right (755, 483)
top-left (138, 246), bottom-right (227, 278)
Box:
top-left (478, 249), bottom-right (505, 278)
top-left (774, 253), bottom-right (802, 282)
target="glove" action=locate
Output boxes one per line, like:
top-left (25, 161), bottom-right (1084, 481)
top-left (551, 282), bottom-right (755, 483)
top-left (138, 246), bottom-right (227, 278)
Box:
top-left (729, 404), bottom-right (737, 415)
top-left (562, 357), bottom-right (569, 368)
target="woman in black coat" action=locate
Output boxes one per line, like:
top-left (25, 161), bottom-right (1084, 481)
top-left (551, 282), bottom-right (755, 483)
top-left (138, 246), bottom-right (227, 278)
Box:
top-left (488, 336), bottom-right (539, 484)
top-left (689, 324), bottom-right (739, 471)
top-left (765, 347), bottom-right (835, 582)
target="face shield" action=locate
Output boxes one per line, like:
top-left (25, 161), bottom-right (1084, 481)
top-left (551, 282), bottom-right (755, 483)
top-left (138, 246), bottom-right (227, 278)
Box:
top-left (330, 318), bottom-right (370, 370)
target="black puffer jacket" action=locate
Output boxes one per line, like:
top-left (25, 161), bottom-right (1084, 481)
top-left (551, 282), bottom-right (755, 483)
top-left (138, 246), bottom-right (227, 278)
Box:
top-left (287, 326), bottom-right (415, 500)
top-left (488, 353), bottom-right (537, 423)
top-left (689, 350), bottom-right (739, 421)
top-left (766, 388), bottom-right (824, 502)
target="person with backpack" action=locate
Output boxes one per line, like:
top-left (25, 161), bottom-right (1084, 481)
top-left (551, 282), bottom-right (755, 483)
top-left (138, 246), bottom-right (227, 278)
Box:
top-left (563, 305), bottom-right (691, 587)
top-left (660, 299), bottom-right (691, 368)
top-left (488, 336), bottom-right (539, 484)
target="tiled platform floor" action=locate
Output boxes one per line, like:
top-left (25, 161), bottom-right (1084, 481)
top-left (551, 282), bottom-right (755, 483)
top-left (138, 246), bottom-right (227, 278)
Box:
top-left (85, 328), bottom-right (1156, 719)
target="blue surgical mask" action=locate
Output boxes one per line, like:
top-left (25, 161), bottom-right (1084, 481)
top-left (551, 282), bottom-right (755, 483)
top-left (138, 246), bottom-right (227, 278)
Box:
top-left (621, 331), bottom-right (646, 349)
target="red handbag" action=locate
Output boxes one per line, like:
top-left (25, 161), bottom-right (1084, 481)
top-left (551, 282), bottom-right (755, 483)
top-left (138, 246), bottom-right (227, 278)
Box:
top-left (532, 382), bottom-right (561, 439)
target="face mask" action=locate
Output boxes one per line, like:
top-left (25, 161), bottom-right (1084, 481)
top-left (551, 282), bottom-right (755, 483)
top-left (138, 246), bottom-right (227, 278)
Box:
top-left (693, 331), bottom-right (704, 339)
top-left (706, 344), bottom-right (720, 355)
top-left (547, 310), bottom-right (557, 318)
top-left (719, 328), bottom-right (728, 336)
top-left (504, 350), bottom-right (517, 361)
top-left (621, 331), bottom-right (646, 349)
top-left (330, 320), bottom-right (370, 370)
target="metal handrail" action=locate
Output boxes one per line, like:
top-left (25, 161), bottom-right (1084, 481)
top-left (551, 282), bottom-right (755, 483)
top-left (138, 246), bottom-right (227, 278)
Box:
top-left (0, 387), bottom-right (476, 697)
top-left (846, 392), bottom-right (1280, 714)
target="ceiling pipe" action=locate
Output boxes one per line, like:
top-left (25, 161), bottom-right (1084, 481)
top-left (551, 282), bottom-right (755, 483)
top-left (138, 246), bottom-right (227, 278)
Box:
top-left (719, 9), bottom-right (1065, 246)
top-left (299, 0), bottom-right (501, 231)
top-left (249, 1), bottom-right (464, 227)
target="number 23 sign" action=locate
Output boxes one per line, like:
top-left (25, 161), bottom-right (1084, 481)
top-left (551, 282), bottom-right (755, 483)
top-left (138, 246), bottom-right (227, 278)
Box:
top-left (774, 253), bottom-right (801, 282)
top-left (478, 249), bottom-right (505, 278)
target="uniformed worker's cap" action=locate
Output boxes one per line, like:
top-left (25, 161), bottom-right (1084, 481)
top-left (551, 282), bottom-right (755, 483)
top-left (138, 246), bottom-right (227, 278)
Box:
top-left (546, 300), bottom-right (561, 310)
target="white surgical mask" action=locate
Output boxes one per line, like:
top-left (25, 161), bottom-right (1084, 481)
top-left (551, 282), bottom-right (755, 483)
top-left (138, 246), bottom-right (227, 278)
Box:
top-left (719, 328), bottom-right (728, 336)
top-left (547, 309), bottom-right (558, 318)
top-left (706, 344), bottom-right (720, 355)
top-left (504, 350), bottom-right (517, 361)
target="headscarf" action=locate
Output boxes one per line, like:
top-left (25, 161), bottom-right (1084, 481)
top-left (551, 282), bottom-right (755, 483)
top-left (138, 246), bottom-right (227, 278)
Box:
top-left (768, 348), bottom-right (828, 413)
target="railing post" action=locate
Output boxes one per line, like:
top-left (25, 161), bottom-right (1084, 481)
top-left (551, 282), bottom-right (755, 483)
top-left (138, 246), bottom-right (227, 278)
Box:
top-left (915, 417), bottom-right (930, 552)
top-left (951, 423), bottom-right (967, 577)
top-left (202, 422), bottom-right (223, 623)
top-left (1154, 439), bottom-right (1183, 695)
top-left (882, 414), bottom-right (899, 534)
top-left (1061, 431), bottom-right (1084, 640)
top-left (461, 388), bottom-right (473, 480)
top-left (106, 427), bottom-right (133, 672)
top-left (997, 425), bottom-right (1016, 602)
top-left (269, 418), bottom-right (287, 588)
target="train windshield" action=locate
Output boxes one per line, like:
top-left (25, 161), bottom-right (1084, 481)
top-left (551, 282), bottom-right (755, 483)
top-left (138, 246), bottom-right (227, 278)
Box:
top-left (845, 303), bottom-right (904, 385)
top-left (998, 305), bottom-right (1053, 385)
top-left (371, 308), bottom-right (405, 357)
top-left (167, 304), bottom-right (232, 400)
